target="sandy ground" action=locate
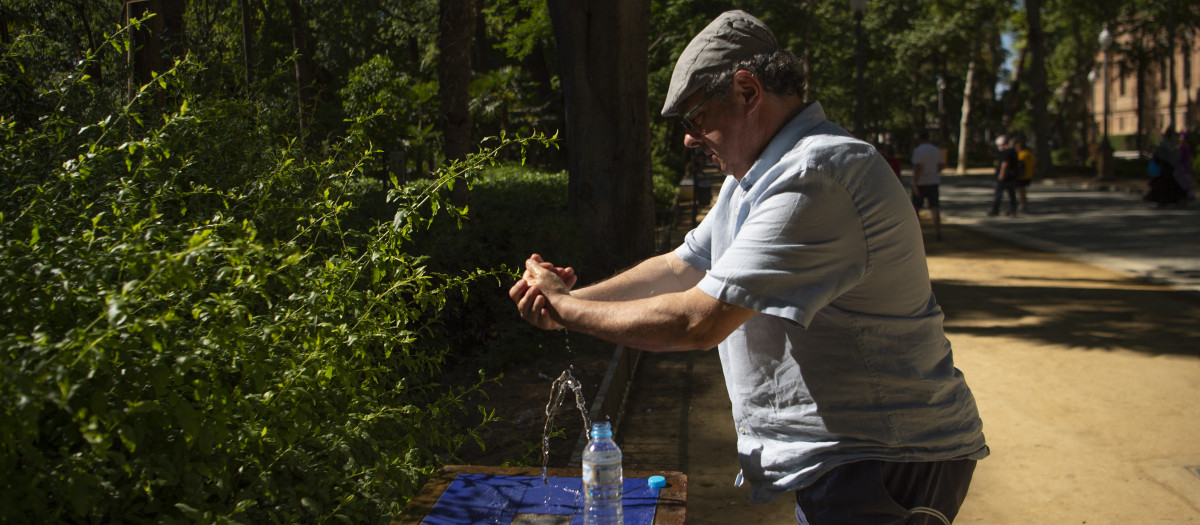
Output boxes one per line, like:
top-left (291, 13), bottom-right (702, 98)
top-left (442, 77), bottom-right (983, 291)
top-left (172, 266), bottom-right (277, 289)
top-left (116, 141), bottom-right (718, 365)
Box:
top-left (632, 221), bottom-right (1200, 524)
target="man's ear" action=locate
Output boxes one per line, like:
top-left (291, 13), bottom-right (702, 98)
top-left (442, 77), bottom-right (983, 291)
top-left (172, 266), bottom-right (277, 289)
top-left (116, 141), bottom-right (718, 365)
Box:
top-left (732, 70), bottom-right (762, 110)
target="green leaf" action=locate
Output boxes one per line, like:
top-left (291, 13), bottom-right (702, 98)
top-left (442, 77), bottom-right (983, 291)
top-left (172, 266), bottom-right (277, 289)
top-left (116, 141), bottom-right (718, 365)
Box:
top-left (175, 503), bottom-right (205, 520)
top-left (117, 425), bottom-right (137, 453)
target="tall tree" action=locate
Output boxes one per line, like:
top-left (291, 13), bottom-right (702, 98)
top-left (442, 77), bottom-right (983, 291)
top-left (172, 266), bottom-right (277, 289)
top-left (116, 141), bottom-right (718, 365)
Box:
top-left (439, 0), bottom-right (474, 208)
top-left (956, 55), bottom-right (976, 174)
top-left (285, 0), bottom-right (316, 141)
top-left (547, 0), bottom-right (653, 280)
top-left (1000, 44), bottom-right (1027, 131)
top-left (240, 0), bottom-right (254, 91)
top-left (1025, 0), bottom-right (1052, 175)
top-left (65, 0), bottom-right (104, 85)
top-left (124, 0), bottom-right (185, 103)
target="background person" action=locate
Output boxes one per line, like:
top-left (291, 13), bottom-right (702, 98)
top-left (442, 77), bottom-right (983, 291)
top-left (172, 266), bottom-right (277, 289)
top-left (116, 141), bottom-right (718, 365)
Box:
top-left (911, 130), bottom-right (947, 241)
top-left (1177, 131), bottom-right (1194, 205)
top-left (1145, 128), bottom-right (1188, 207)
top-left (1015, 137), bottom-right (1034, 213)
top-left (510, 10), bottom-right (987, 525)
top-left (988, 135), bottom-right (1019, 216)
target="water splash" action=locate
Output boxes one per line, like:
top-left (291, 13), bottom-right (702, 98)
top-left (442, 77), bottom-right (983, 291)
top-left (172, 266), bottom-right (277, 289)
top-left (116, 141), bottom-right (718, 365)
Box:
top-left (541, 366), bottom-right (591, 484)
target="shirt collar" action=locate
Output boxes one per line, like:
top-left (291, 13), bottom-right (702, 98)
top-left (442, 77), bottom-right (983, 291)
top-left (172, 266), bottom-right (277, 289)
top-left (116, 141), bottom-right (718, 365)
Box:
top-left (739, 101), bottom-right (827, 192)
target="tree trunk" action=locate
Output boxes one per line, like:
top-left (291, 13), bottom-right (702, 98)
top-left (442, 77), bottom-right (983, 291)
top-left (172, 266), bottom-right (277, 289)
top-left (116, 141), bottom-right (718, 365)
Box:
top-left (286, 0), bottom-right (316, 142)
top-left (1166, 3), bottom-right (1177, 132)
top-left (547, 0), bottom-right (653, 281)
top-left (240, 0), bottom-right (254, 90)
top-left (439, 0), bottom-right (474, 208)
top-left (957, 55), bottom-right (976, 174)
top-left (1185, 34), bottom-right (1193, 129)
top-left (910, 62), bottom-right (924, 134)
top-left (125, 0), bottom-right (162, 101)
top-left (1136, 61), bottom-right (1147, 154)
top-left (69, 1), bottom-right (103, 85)
top-left (0, 8), bottom-right (9, 46)
top-left (1001, 44), bottom-right (1027, 132)
top-left (1025, 0), bottom-right (1052, 175)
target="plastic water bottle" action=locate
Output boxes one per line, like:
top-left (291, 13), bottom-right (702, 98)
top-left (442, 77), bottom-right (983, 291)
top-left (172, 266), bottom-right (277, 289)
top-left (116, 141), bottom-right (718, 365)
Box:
top-left (582, 421), bottom-right (623, 525)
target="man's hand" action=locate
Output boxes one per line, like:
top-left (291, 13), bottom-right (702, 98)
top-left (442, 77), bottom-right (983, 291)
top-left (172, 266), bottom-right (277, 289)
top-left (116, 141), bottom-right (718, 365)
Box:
top-left (509, 253), bottom-right (576, 331)
top-left (522, 253), bottom-right (577, 290)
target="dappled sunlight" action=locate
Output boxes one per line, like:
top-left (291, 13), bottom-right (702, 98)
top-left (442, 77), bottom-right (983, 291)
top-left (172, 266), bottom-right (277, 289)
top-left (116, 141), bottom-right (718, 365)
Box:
top-left (934, 282), bottom-right (1200, 356)
top-left (925, 225), bottom-right (1200, 356)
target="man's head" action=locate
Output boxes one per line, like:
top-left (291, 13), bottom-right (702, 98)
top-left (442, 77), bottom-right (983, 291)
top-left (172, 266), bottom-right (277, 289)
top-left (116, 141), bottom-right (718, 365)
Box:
top-left (661, 11), bottom-right (804, 118)
top-left (663, 11), bottom-right (807, 179)
top-left (917, 130), bottom-right (931, 143)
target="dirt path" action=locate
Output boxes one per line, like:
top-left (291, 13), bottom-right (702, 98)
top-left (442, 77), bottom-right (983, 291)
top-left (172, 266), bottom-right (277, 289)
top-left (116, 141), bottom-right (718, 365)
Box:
top-left (622, 222), bottom-right (1200, 524)
top-left (926, 224), bottom-right (1200, 524)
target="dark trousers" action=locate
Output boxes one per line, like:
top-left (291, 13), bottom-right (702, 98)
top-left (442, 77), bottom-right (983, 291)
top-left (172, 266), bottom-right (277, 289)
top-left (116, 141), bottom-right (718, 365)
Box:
top-left (794, 459), bottom-right (977, 525)
top-left (990, 179), bottom-right (1017, 214)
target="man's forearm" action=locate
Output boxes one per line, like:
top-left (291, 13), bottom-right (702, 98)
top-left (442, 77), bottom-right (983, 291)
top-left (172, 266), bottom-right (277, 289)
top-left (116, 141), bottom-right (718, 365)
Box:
top-left (550, 287), bottom-right (751, 352)
top-left (572, 252), bottom-right (703, 302)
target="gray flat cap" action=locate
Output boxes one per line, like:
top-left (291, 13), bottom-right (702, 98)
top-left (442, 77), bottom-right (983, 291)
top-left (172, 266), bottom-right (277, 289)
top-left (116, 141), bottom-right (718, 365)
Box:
top-left (661, 10), bottom-right (779, 117)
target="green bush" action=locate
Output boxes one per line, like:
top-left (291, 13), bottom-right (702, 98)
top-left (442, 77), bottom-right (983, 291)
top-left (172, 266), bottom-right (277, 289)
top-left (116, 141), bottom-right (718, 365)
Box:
top-left (408, 161), bottom-right (594, 372)
top-left (0, 34), bottom-right (560, 523)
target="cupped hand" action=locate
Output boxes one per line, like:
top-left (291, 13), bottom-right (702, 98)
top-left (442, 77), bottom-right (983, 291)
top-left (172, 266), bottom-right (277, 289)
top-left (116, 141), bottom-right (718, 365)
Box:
top-left (523, 253), bottom-right (577, 290)
top-left (508, 254), bottom-right (574, 331)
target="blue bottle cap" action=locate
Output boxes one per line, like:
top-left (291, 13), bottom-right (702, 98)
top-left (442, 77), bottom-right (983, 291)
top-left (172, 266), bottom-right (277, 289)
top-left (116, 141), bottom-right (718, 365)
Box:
top-left (648, 475), bottom-right (667, 488)
top-left (590, 421), bottom-right (613, 439)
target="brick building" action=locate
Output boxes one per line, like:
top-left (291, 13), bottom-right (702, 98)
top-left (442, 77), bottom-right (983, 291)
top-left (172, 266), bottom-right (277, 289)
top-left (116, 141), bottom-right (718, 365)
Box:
top-left (1089, 31), bottom-right (1199, 152)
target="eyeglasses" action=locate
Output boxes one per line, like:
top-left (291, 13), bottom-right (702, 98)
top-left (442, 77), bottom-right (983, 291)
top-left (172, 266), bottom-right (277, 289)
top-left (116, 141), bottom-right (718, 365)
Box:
top-left (679, 92), bottom-right (716, 131)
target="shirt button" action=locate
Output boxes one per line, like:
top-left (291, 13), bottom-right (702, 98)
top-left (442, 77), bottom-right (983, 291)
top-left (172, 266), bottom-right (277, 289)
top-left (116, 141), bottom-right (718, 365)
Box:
top-left (738, 427), bottom-right (746, 435)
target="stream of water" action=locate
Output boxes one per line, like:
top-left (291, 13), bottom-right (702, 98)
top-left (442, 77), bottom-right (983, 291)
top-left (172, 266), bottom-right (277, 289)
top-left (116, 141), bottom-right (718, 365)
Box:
top-left (541, 366), bottom-right (592, 484)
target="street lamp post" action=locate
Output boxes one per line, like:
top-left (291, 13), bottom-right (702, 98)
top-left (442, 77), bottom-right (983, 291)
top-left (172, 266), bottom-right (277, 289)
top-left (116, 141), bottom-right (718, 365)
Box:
top-left (936, 74), bottom-right (946, 143)
top-left (851, 0), bottom-right (867, 137)
top-left (1087, 69), bottom-right (1097, 151)
top-left (1097, 27), bottom-right (1114, 180)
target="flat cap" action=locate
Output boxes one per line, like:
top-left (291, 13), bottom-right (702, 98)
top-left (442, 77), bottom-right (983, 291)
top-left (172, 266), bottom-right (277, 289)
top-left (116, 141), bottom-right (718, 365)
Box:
top-left (661, 10), bottom-right (779, 117)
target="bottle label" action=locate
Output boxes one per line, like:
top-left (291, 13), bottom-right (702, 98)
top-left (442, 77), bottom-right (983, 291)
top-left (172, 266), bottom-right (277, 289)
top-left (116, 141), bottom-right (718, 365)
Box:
top-left (583, 461), bottom-right (622, 485)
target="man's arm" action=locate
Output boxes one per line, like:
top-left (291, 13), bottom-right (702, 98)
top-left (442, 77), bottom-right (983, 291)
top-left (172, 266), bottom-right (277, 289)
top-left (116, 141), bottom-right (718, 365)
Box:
top-left (572, 252), bottom-right (704, 301)
top-left (511, 254), bottom-right (755, 351)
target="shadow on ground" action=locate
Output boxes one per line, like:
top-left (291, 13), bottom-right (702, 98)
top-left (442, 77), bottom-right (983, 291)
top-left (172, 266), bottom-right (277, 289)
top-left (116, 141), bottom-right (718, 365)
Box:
top-left (934, 281), bottom-right (1200, 356)
top-left (922, 224), bottom-right (1200, 358)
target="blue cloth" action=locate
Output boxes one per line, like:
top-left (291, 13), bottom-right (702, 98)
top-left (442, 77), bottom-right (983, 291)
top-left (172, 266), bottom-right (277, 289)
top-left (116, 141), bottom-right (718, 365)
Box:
top-left (675, 101), bottom-right (988, 504)
top-left (421, 474), bottom-right (660, 524)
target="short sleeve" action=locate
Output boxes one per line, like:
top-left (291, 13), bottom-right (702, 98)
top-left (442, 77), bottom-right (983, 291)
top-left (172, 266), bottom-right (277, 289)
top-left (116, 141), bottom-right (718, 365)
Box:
top-left (672, 190), bottom-right (715, 270)
top-left (697, 167), bottom-right (867, 327)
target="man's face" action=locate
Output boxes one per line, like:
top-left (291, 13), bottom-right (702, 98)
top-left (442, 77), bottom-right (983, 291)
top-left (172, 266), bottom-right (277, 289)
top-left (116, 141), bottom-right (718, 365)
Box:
top-left (678, 89), bottom-right (756, 180)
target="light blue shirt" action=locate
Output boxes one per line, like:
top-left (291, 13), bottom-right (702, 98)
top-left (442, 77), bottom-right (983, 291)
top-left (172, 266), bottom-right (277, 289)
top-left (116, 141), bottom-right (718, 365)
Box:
top-left (675, 102), bottom-right (988, 503)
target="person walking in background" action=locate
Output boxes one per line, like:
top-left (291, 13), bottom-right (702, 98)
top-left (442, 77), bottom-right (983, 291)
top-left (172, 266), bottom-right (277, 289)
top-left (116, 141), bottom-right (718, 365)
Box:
top-left (988, 135), bottom-right (1019, 216)
top-left (1175, 131), bottom-right (1194, 205)
top-left (511, 10), bottom-right (987, 524)
top-left (1015, 137), bottom-right (1035, 213)
top-left (911, 130), bottom-right (946, 241)
top-left (1144, 128), bottom-right (1187, 207)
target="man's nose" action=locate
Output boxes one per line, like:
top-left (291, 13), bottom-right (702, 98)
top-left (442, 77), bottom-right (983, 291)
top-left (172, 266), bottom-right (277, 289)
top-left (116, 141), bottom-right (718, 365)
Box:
top-left (683, 131), bottom-right (703, 149)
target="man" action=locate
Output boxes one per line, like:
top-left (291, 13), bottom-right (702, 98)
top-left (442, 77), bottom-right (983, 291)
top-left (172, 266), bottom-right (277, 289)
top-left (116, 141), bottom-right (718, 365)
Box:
top-left (1014, 138), bottom-right (1034, 213)
top-left (510, 11), bottom-right (987, 524)
top-left (911, 130), bottom-right (947, 241)
top-left (988, 135), bottom-right (1019, 217)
